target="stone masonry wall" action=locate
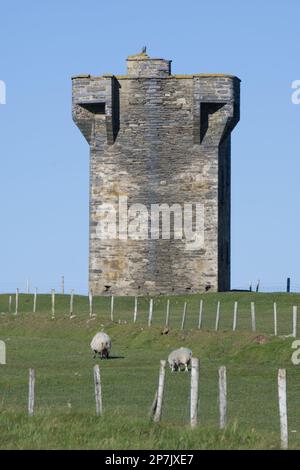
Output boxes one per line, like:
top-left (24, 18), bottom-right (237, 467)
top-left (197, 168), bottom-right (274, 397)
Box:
top-left (72, 53), bottom-right (240, 295)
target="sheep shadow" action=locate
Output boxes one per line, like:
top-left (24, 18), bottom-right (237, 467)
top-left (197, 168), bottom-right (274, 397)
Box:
top-left (93, 355), bottom-right (125, 360)
top-left (108, 355), bottom-right (125, 360)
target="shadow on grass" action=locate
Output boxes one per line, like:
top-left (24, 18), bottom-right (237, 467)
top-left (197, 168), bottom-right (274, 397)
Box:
top-left (92, 356), bottom-right (125, 360)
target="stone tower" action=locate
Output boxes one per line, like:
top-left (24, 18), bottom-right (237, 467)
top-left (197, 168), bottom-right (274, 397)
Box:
top-left (72, 51), bottom-right (240, 295)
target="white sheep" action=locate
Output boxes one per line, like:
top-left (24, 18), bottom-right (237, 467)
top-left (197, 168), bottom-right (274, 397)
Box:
top-left (90, 332), bottom-right (112, 359)
top-left (168, 347), bottom-right (192, 372)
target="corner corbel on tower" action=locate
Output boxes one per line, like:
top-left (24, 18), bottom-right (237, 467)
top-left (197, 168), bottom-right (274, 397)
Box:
top-left (72, 74), bottom-right (120, 146)
top-left (192, 76), bottom-right (240, 146)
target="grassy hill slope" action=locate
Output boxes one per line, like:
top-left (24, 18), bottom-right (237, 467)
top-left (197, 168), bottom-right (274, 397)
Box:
top-left (0, 292), bottom-right (299, 449)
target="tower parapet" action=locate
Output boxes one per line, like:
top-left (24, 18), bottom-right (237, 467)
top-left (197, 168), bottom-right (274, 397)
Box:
top-left (126, 51), bottom-right (171, 77)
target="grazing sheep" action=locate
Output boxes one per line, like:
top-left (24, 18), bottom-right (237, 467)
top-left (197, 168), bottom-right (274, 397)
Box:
top-left (90, 332), bottom-right (111, 359)
top-left (168, 347), bottom-right (192, 372)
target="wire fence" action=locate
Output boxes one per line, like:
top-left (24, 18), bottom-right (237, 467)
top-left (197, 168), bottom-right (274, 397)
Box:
top-left (1, 362), bottom-right (299, 449)
top-left (0, 277), bottom-right (299, 295)
top-left (1, 292), bottom-right (300, 337)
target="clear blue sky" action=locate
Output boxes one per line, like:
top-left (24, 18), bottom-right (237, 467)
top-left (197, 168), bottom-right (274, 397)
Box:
top-left (0, 0), bottom-right (299, 293)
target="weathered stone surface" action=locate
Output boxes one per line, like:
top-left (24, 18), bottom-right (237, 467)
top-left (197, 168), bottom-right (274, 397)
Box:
top-left (72, 52), bottom-right (240, 295)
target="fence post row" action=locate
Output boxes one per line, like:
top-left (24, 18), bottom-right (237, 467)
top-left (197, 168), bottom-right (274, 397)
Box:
top-left (10, 346), bottom-right (293, 451)
top-left (8, 294), bottom-right (298, 340)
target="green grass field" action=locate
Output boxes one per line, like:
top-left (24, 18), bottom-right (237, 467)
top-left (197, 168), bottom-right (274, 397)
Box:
top-left (0, 292), bottom-right (300, 449)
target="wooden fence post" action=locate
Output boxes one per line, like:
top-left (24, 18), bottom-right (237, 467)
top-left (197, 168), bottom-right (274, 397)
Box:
top-left (70, 289), bottom-right (74, 317)
top-left (153, 360), bottom-right (166, 423)
top-left (148, 299), bottom-right (153, 327)
top-left (251, 302), bottom-right (256, 332)
top-left (0, 341), bottom-right (5, 365)
top-left (61, 275), bottom-right (65, 295)
top-left (15, 288), bottom-right (19, 315)
top-left (51, 289), bottom-right (55, 318)
top-left (190, 357), bottom-right (199, 428)
top-left (219, 366), bottom-right (227, 429)
top-left (93, 364), bottom-right (102, 416)
top-left (278, 368), bottom-right (288, 449)
top-left (273, 302), bottom-right (278, 336)
top-left (292, 306), bottom-right (297, 338)
top-left (181, 302), bottom-right (187, 330)
top-left (133, 297), bottom-right (138, 323)
top-left (8, 295), bottom-right (12, 313)
top-left (110, 295), bottom-right (114, 322)
top-left (33, 288), bottom-right (37, 313)
top-left (165, 299), bottom-right (170, 327)
top-left (215, 301), bottom-right (220, 331)
top-left (89, 290), bottom-right (93, 317)
top-left (28, 368), bottom-right (35, 416)
top-left (198, 300), bottom-right (203, 329)
top-left (232, 301), bottom-right (238, 331)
